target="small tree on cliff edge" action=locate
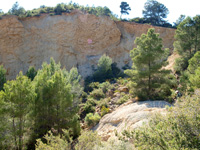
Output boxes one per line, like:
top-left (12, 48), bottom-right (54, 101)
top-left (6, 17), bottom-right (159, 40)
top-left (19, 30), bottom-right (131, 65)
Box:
top-left (125, 28), bottom-right (171, 100)
top-left (120, 2), bottom-right (131, 18)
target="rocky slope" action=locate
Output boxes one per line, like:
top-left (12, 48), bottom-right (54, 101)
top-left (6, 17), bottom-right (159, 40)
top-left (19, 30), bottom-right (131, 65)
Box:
top-left (93, 100), bottom-right (171, 141)
top-left (0, 10), bottom-right (175, 79)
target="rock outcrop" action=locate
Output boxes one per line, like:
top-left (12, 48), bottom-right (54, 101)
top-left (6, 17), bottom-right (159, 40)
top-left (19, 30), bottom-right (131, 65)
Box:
top-left (0, 10), bottom-right (175, 79)
top-left (93, 100), bottom-right (171, 141)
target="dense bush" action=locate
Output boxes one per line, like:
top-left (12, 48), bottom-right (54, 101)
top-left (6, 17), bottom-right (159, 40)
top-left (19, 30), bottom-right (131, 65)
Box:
top-left (189, 67), bottom-right (200, 89)
top-left (117, 93), bottom-right (129, 104)
top-left (89, 88), bottom-right (105, 100)
top-left (93, 54), bottom-right (113, 82)
top-left (75, 131), bottom-right (101, 150)
top-left (174, 57), bottom-right (189, 74)
top-left (85, 113), bottom-right (101, 127)
top-left (100, 106), bottom-right (110, 116)
top-left (36, 130), bottom-right (71, 150)
top-left (85, 55), bottom-right (124, 90)
top-left (82, 98), bottom-right (97, 114)
top-left (188, 51), bottom-right (200, 74)
top-left (54, 3), bottom-right (66, 15)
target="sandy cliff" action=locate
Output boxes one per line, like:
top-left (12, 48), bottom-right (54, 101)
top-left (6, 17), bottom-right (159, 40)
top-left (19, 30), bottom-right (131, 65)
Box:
top-left (0, 10), bottom-right (175, 79)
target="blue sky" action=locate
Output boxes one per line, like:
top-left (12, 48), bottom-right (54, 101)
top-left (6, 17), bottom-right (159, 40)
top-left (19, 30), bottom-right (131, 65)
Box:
top-left (1, 0), bottom-right (200, 24)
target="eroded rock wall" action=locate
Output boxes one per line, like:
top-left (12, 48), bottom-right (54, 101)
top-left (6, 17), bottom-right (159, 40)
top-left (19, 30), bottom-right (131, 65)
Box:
top-left (0, 10), bottom-right (175, 79)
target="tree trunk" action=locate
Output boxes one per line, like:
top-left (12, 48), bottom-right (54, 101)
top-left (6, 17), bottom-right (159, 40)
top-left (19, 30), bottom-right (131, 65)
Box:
top-left (148, 60), bottom-right (151, 99)
top-left (12, 117), bottom-right (18, 150)
top-left (19, 116), bottom-right (23, 150)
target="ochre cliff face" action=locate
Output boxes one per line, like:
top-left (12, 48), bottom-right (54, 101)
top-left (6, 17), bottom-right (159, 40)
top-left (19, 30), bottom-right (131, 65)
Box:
top-left (0, 10), bottom-right (175, 79)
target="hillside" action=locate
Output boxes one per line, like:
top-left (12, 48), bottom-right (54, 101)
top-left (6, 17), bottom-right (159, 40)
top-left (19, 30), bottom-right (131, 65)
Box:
top-left (0, 10), bottom-right (175, 79)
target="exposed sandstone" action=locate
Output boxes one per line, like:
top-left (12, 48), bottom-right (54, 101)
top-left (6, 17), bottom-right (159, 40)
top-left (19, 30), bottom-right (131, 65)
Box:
top-left (0, 11), bottom-right (175, 79)
top-left (93, 100), bottom-right (171, 141)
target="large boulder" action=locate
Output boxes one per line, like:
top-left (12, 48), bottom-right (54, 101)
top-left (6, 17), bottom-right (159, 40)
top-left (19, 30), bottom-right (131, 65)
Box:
top-left (93, 101), bottom-right (171, 141)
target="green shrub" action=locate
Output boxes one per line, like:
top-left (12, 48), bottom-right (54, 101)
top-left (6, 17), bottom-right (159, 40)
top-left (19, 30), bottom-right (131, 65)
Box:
top-left (117, 77), bottom-right (129, 85)
top-left (99, 81), bottom-right (114, 93)
top-left (89, 82), bottom-right (100, 90)
top-left (117, 93), bottom-right (129, 104)
top-left (188, 51), bottom-right (200, 74)
top-left (93, 54), bottom-right (113, 82)
top-left (83, 100), bottom-right (96, 114)
top-left (36, 130), bottom-right (70, 150)
top-left (54, 3), bottom-right (66, 15)
top-left (174, 57), bottom-right (189, 74)
top-left (89, 89), bottom-right (105, 100)
top-left (100, 106), bottom-right (110, 116)
top-left (75, 131), bottom-right (101, 150)
top-left (85, 113), bottom-right (101, 127)
top-left (95, 137), bottom-right (134, 150)
top-left (98, 97), bottom-right (110, 108)
top-left (189, 67), bottom-right (200, 89)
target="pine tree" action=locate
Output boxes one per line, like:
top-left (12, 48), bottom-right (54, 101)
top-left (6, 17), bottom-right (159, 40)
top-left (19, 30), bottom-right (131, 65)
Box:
top-left (1, 72), bottom-right (35, 150)
top-left (125, 28), bottom-right (170, 100)
top-left (26, 66), bottom-right (37, 81)
top-left (31, 58), bottom-right (81, 146)
top-left (174, 15), bottom-right (200, 58)
top-left (0, 65), bottom-right (6, 91)
top-left (143, 0), bottom-right (169, 26)
top-left (120, 2), bottom-right (131, 18)
top-left (93, 54), bottom-right (113, 82)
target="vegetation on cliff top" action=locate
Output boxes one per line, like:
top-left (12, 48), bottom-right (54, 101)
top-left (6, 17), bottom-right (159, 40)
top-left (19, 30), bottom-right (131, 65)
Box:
top-left (0, 0), bottom-right (175, 28)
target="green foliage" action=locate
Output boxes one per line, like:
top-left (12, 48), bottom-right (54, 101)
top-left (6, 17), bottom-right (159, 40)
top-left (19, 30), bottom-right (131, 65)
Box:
top-left (125, 28), bottom-right (171, 100)
top-left (174, 15), bottom-right (200, 59)
top-left (143, 0), bottom-right (169, 26)
top-left (173, 57), bottom-right (189, 74)
top-left (120, 2), bottom-right (131, 18)
top-left (0, 65), bottom-right (6, 91)
top-left (117, 77), bottom-right (129, 86)
top-left (85, 55), bottom-right (124, 87)
top-left (98, 97), bottom-right (110, 108)
top-left (188, 51), bottom-right (200, 74)
top-left (8, 2), bottom-right (116, 19)
top-left (89, 88), bottom-right (105, 100)
top-left (173, 14), bottom-right (186, 27)
top-left (189, 67), bottom-right (200, 89)
top-left (75, 131), bottom-right (101, 150)
top-left (0, 91), bottom-right (12, 149)
top-left (85, 113), bottom-right (101, 127)
top-left (130, 17), bottom-right (147, 24)
top-left (177, 51), bottom-right (200, 92)
top-left (117, 93), bottom-right (129, 104)
top-left (82, 99), bottom-right (96, 114)
top-left (100, 106), bottom-right (110, 116)
top-left (93, 54), bottom-right (112, 82)
top-left (120, 91), bottom-right (200, 149)
top-left (54, 3), bottom-right (66, 15)
top-left (9, 2), bottom-right (26, 17)
top-left (36, 130), bottom-right (70, 150)
top-left (99, 81), bottom-right (114, 93)
top-left (178, 70), bottom-right (192, 94)
top-left (26, 66), bottom-right (37, 81)
top-left (1, 72), bottom-right (36, 150)
top-left (31, 58), bottom-right (81, 147)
